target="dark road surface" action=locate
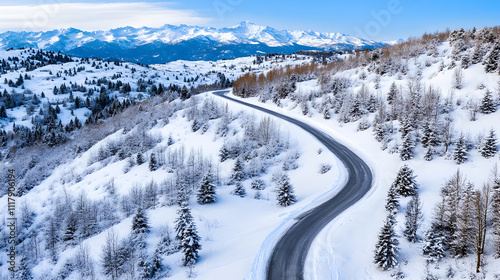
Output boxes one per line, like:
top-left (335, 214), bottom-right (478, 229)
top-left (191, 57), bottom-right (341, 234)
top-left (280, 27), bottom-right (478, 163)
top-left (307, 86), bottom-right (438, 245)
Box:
top-left (213, 91), bottom-right (373, 280)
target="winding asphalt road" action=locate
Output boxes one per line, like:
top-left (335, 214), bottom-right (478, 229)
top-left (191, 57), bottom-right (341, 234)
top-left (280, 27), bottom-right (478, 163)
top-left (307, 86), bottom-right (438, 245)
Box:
top-left (213, 91), bottom-right (373, 280)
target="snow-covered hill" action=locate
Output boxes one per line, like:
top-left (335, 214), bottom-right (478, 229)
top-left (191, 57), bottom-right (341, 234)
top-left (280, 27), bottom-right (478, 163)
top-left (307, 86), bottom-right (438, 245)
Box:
top-left (231, 27), bottom-right (500, 279)
top-left (0, 22), bottom-right (388, 64)
top-left (0, 48), bottom-right (343, 279)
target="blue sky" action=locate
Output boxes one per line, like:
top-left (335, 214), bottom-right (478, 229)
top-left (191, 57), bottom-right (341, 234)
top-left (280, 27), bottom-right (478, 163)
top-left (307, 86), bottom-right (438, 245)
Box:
top-left (0, 0), bottom-right (499, 41)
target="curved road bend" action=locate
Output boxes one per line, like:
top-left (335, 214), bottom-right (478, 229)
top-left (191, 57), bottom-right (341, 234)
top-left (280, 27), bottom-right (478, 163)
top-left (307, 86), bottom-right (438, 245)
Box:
top-left (213, 91), bottom-right (373, 280)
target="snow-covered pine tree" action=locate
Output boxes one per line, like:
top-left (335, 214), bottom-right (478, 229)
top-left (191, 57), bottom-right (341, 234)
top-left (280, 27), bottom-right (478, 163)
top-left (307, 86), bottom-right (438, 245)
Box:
top-left (175, 203), bottom-right (193, 243)
top-left (132, 207), bottom-right (150, 236)
top-left (180, 85), bottom-right (190, 100)
top-left (181, 219), bottom-right (201, 267)
top-left (275, 174), bottom-right (296, 207)
top-left (137, 153), bottom-right (145, 165)
top-left (484, 43), bottom-right (500, 73)
top-left (367, 94), bottom-right (377, 113)
top-left (176, 177), bottom-right (190, 207)
top-left (349, 98), bottom-right (363, 121)
top-left (373, 213), bottom-right (399, 270)
top-left (385, 183), bottom-right (400, 213)
top-left (137, 255), bottom-right (152, 280)
top-left (453, 134), bottom-right (468, 164)
top-left (480, 129), bottom-right (498, 158)
top-left (399, 133), bottom-right (414, 161)
top-left (424, 147), bottom-right (433, 161)
top-left (399, 118), bottom-right (413, 139)
top-left (480, 89), bottom-right (496, 114)
top-left (403, 192), bottom-right (423, 242)
top-left (392, 165), bottom-right (418, 197)
top-left (387, 82), bottom-right (398, 105)
top-left (233, 182), bottom-right (246, 198)
top-left (219, 143), bottom-right (229, 162)
top-left (373, 122), bottom-right (386, 143)
top-left (421, 120), bottom-right (439, 148)
top-left (197, 167), bottom-right (216, 204)
top-left (149, 153), bottom-right (157, 171)
top-left (450, 183), bottom-right (476, 258)
top-left (230, 158), bottom-right (245, 183)
top-left (251, 179), bottom-right (266, 190)
top-left (156, 227), bottom-right (177, 256)
top-left (62, 211), bottom-right (78, 245)
top-left (421, 225), bottom-right (446, 263)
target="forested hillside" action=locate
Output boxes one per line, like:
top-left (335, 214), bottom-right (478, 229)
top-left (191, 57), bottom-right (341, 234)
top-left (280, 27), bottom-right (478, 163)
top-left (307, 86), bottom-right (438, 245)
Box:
top-left (232, 26), bottom-right (500, 279)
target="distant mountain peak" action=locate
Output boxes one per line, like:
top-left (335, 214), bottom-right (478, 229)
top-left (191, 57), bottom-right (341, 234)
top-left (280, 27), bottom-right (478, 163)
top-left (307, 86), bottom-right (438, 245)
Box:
top-left (0, 23), bottom-right (389, 64)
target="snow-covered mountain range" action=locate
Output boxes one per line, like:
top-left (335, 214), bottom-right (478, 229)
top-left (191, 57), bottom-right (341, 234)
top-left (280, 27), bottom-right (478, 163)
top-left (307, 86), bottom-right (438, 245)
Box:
top-left (0, 21), bottom-right (389, 64)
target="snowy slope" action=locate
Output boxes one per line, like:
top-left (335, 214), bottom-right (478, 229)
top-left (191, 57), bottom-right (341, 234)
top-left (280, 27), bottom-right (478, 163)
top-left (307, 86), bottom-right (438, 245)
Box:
top-left (231, 34), bottom-right (500, 279)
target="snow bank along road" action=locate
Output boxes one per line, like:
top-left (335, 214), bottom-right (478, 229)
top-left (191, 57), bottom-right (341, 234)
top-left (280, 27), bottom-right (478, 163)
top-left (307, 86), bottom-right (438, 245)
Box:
top-left (213, 90), bottom-right (373, 280)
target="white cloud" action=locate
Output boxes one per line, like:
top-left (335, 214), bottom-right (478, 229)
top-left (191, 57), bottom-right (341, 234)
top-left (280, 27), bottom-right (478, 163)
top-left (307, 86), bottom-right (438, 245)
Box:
top-left (0, 2), bottom-right (212, 32)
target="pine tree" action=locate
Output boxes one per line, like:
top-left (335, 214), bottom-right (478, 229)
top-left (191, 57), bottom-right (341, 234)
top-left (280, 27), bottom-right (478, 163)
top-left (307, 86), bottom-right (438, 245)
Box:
top-left (149, 153), bottom-right (157, 171)
top-left (399, 118), bottom-right (413, 138)
top-left (484, 43), bottom-right (500, 73)
top-left (276, 174), bottom-right (296, 206)
top-left (480, 90), bottom-right (496, 114)
top-left (149, 250), bottom-right (164, 279)
top-left (175, 203), bottom-right (193, 243)
top-left (251, 179), bottom-right (266, 190)
top-left (392, 165), bottom-right (418, 197)
top-left (174, 203), bottom-right (201, 267)
top-left (230, 158), bottom-right (245, 183)
top-left (421, 120), bottom-right (439, 148)
top-left (385, 184), bottom-right (400, 213)
top-left (453, 134), bottom-right (468, 164)
top-left (403, 192), bottom-right (423, 242)
top-left (219, 144), bottom-right (229, 162)
top-left (180, 85), bottom-right (190, 100)
top-left (137, 153), bottom-right (144, 165)
top-left (233, 182), bottom-right (246, 198)
top-left (131, 207), bottom-right (150, 236)
top-left (197, 167), bottom-right (216, 204)
top-left (176, 177), bottom-right (189, 207)
top-left (0, 105), bottom-right (7, 118)
top-left (62, 211), bottom-right (78, 245)
top-left (137, 256), bottom-right (152, 280)
top-left (156, 227), bottom-right (176, 256)
top-left (424, 147), bottom-right (433, 161)
top-left (422, 225), bottom-right (446, 263)
top-left (399, 133), bottom-right (414, 161)
top-left (181, 220), bottom-right (201, 267)
top-left (373, 123), bottom-right (386, 143)
top-left (387, 82), bottom-right (398, 105)
top-left (480, 129), bottom-right (498, 158)
top-left (373, 214), bottom-right (399, 270)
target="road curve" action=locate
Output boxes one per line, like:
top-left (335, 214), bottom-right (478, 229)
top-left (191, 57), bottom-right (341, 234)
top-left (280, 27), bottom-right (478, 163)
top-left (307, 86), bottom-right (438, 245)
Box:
top-left (213, 91), bottom-right (373, 280)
